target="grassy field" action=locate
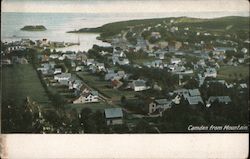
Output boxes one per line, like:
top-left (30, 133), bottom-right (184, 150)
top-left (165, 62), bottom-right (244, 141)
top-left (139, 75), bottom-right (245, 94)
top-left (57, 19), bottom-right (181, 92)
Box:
top-left (1, 64), bottom-right (51, 107)
top-left (217, 65), bottom-right (249, 81)
top-left (77, 71), bottom-right (138, 101)
top-left (65, 102), bottom-right (115, 113)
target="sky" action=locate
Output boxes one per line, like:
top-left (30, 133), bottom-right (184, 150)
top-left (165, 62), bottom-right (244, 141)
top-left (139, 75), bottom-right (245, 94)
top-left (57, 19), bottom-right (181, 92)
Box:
top-left (1, 0), bottom-right (250, 14)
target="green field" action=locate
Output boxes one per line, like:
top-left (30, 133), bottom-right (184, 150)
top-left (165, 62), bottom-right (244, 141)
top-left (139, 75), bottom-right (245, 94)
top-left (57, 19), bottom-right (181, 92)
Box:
top-left (217, 65), bottom-right (249, 81)
top-left (65, 102), bottom-right (115, 113)
top-left (77, 71), bottom-right (138, 101)
top-left (1, 64), bottom-right (51, 107)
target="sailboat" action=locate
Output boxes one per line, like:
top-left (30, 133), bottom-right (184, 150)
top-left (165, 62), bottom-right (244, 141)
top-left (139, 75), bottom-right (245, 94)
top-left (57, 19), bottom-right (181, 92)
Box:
top-left (76, 36), bottom-right (80, 45)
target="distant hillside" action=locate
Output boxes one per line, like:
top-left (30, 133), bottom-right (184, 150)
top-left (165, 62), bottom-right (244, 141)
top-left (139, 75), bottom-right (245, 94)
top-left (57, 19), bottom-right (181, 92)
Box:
top-left (67, 16), bottom-right (250, 39)
top-left (21, 25), bottom-right (47, 31)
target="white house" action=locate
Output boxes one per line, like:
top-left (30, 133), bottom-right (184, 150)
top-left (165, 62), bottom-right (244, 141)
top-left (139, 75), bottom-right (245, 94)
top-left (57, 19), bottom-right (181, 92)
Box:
top-left (49, 54), bottom-right (59, 59)
top-left (118, 58), bottom-right (130, 65)
top-left (54, 68), bottom-right (62, 74)
top-left (241, 48), bottom-right (248, 54)
top-left (76, 66), bottom-right (84, 71)
top-left (95, 63), bottom-right (106, 71)
top-left (151, 32), bottom-right (161, 39)
top-left (171, 58), bottom-right (181, 65)
top-left (131, 79), bottom-right (149, 92)
top-left (204, 68), bottom-right (217, 78)
top-left (54, 73), bottom-right (71, 82)
top-left (151, 60), bottom-right (163, 68)
top-left (73, 91), bottom-right (99, 104)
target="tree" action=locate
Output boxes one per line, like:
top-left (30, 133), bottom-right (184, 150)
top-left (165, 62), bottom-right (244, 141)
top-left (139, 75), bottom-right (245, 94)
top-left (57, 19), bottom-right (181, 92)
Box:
top-left (134, 120), bottom-right (156, 133)
top-left (121, 95), bottom-right (127, 106)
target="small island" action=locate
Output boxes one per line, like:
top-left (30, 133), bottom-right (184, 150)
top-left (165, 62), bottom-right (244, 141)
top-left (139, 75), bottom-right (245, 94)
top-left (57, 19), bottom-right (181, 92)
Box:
top-left (21, 25), bottom-right (47, 31)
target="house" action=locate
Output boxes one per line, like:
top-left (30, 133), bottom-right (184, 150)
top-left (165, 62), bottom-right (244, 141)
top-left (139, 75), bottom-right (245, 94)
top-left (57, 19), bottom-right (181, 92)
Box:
top-left (88, 65), bottom-right (97, 73)
top-left (239, 83), bottom-right (248, 89)
top-left (54, 68), bottom-right (62, 74)
top-left (85, 59), bottom-right (95, 66)
top-left (147, 100), bottom-right (158, 115)
top-left (37, 63), bottom-right (54, 75)
top-left (117, 58), bottom-right (130, 65)
top-left (113, 50), bottom-right (126, 58)
top-left (155, 99), bottom-right (172, 110)
top-left (185, 89), bottom-right (203, 105)
top-left (63, 52), bottom-right (77, 60)
top-left (198, 74), bottom-right (206, 87)
top-left (238, 58), bottom-right (245, 63)
top-left (170, 26), bottom-right (178, 32)
top-left (104, 108), bottom-right (123, 125)
top-left (49, 61), bottom-right (56, 69)
top-left (105, 71), bottom-right (117, 81)
top-left (206, 96), bottom-right (232, 107)
top-left (76, 52), bottom-right (87, 62)
top-left (171, 57), bottom-right (181, 65)
top-left (169, 41), bottom-right (182, 51)
top-left (111, 38), bottom-right (127, 50)
top-left (187, 96), bottom-right (204, 105)
top-left (151, 60), bottom-right (163, 68)
top-left (49, 54), bottom-right (59, 59)
top-left (59, 79), bottom-right (69, 86)
top-left (54, 73), bottom-right (71, 82)
top-left (58, 55), bottom-right (65, 61)
top-left (69, 79), bottom-right (82, 90)
top-left (158, 42), bottom-right (168, 49)
top-left (172, 95), bottom-right (181, 104)
top-left (76, 66), bottom-right (84, 71)
top-left (96, 63), bottom-right (106, 71)
top-left (157, 53), bottom-right (165, 60)
top-left (206, 80), bottom-right (227, 87)
top-left (73, 90), bottom-right (99, 104)
top-left (241, 48), bottom-right (248, 54)
top-left (151, 32), bottom-right (161, 39)
top-left (112, 56), bottom-right (119, 65)
top-left (17, 57), bottom-right (29, 64)
top-left (136, 38), bottom-right (148, 51)
top-left (111, 79), bottom-right (123, 89)
top-left (204, 68), bottom-right (217, 78)
top-left (213, 47), bottom-right (236, 55)
top-left (131, 79), bottom-right (149, 92)
top-left (174, 89), bottom-right (203, 105)
top-left (147, 98), bottom-right (172, 117)
top-left (117, 71), bottom-right (125, 78)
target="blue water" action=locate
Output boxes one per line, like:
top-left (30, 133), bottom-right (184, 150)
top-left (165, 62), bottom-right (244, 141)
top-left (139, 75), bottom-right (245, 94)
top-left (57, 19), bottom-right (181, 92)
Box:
top-left (1, 11), bottom-right (249, 52)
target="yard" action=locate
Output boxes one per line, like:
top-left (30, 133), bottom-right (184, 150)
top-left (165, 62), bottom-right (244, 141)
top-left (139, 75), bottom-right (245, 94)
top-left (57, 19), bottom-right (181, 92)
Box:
top-left (76, 71), bottom-right (138, 101)
top-left (65, 102), bottom-right (115, 113)
top-left (1, 64), bottom-right (51, 107)
top-left (217, 65), bottom-right (249, 81)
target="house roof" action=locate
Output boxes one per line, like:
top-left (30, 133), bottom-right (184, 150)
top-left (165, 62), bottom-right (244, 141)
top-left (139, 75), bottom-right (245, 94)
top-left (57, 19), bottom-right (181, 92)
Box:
top-left (91, 91), bottom-right (99, 96)
top-left (188, 89), bottom-right (201, 96)
top-left (59, 80), bottom-right (69, 85)
top-left (56, 73), bottom-right (71, 78)
top-left (96, 63), bottom-right (104, 67)
top-left (105, 108), bottom-right (123, 119)
top-left (240, 83), bottom-right (248, 88)
top-left (208, 96), bottom-right (232, 103)
top-left (155, 99), bottom-right (171, 105)
top-left (133, 80), bottom-right (146, 87)
top-left (187, 96), bottom-right (204, 105)
top-left (174, 89), bottom-right (188, 94)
